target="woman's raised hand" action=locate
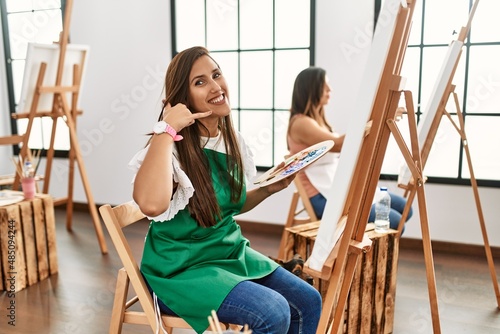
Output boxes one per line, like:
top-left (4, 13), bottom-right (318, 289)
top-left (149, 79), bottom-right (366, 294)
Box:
top-left (162, 103), bottom-right (212, 132)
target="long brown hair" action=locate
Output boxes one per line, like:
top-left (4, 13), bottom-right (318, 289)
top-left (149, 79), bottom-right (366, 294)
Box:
top-left (289, 67), bottom-right (332, 131)
top-left (157, 46), bottom-right (244, 227)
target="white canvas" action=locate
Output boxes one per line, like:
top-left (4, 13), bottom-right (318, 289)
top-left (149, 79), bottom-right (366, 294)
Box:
top-left (16, 42), bottom-right (89, 114)
top-left (308, 0), bottom-right (408, 271)
top-left (397, 40), bottom-right (463, 186)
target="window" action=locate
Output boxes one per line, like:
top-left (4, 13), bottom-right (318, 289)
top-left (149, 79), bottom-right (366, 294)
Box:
top-left (1, 0), bottom-right (67, 155)
top-left (172, 0), bottom-right (315, 169)
top-left (381, 0), bottom-right (500, 187)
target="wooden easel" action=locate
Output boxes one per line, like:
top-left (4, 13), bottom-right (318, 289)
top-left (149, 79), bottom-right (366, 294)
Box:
top-left (304, 1), bottom-right (443, 333)
top-left (11, 0), bottom-right (108, 254)
top-left (396, 0), bottom-right (499, 308)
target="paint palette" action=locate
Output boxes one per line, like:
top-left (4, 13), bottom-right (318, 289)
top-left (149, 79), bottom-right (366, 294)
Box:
top-left (0, 190), bottom-right (25, 207)
top-left (253, 140), bottom-right (334, 187)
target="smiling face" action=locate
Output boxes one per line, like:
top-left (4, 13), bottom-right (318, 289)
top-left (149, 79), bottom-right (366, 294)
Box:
top-left (188, 55), bottom-right (231, 121)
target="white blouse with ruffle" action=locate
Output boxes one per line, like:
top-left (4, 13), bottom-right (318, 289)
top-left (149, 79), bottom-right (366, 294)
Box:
top-left (128, 131), bottom-right (256, 222)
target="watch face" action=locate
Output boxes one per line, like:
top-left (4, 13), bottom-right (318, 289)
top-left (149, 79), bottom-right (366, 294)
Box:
top-left (153, 121), bottom-right (167, 134)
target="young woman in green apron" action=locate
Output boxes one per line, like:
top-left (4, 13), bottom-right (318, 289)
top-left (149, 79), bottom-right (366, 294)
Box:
top-left (130, 46), bottom-right (322, 334)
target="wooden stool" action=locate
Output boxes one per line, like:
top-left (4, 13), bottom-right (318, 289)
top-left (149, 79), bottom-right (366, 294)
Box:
top-left (285, 222), bottom-right (399, 334)
top-left (0, 191), bottom-right (58, 292)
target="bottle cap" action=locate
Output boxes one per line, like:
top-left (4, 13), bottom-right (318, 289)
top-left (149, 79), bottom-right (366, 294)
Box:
top-left (380, 186), bottom-right (388, 191)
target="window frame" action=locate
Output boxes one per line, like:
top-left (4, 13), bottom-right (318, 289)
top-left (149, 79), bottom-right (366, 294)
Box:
top-left (170, 0), bottom-right (316, 171)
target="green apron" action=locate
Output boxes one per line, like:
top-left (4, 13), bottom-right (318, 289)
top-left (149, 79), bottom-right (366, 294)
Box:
top-left (141, 148), bottom-right (278, 333)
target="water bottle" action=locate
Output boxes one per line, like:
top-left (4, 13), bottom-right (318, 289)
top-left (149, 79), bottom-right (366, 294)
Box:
top-left (374, 187), bottom-right (391, 233)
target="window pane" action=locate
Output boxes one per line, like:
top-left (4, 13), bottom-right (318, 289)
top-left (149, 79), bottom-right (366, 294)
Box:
top-left (274, 110), bottom-right (290, 163)
top-left (6, 0), bottom-right (33, 12)
top-left (407, 0), bottom-right (422, 45)
top-left (470, 0), bottom-right (500, 43)
top-left (462, 116), bottom-right (500, 180)
top-left (400, 47), bottom-right (420, 101)
top-left (275, 0), bottom-right (310, 48)
top-left (466, 45), bottom-right (500, 114)
top-left (6, 0), bottom-right (61, 11)
top-left (240, 110), bottom-right (273, 167)
top-left (274, 49), bottom-right (309, 109)
top-left (206, 0), bottom-right (238, 50)
top-left (212, 51), bottom-right (239, 108)
top-left (7, 10), bottom-right (63, 59)
top-left (175, 0), bottom-right (205, 51)
top-left (33, 0), bottom-right (61, 10)
top-left (240, 51), bottom-right (273, 109)
top-left (424, 115), bottom-right (462, 178)
top-left (240, 0), bottom-right (273, 49)
top-left (231, 109), bottom-right (239, 130)
top-left (423, 0), bottom-right (469, 44)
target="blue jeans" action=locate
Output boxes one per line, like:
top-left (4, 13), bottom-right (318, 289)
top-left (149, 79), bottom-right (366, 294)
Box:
top-left (310, 191), bottom-right (413, 232)
top-left (147, 266), bottom-right (322, 334)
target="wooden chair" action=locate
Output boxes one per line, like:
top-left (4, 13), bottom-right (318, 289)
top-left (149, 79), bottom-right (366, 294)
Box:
top-left (99, 202), bottom-right (238, 333)
top-left (277, 178), bottom-right (319, 261)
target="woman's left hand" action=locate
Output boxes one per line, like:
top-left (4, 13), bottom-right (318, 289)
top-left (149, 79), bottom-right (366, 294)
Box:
top-left (262, 173), bottom-right (296, 195)
top-left (241, 170), bottom-right (296, 213)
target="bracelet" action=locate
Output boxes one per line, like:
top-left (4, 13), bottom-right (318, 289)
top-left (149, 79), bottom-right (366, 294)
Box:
top-left (164, 123), bottom-right (183, 141)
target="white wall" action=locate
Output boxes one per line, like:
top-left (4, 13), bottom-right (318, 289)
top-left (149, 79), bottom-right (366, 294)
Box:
top-left (59, 0), bottom-right (171, 205)
top-left (1, 0), bottom-right (499, 248)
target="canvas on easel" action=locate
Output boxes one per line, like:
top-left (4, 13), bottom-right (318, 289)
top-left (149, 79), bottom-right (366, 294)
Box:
top-left (303, 0), bottom-right (443, 333)
top-left (14, 42), bottom-right (88, 194)
top-left (10, 0), bottom-right (108, 254)
top-left (16, 43), bottom-right (89, 117)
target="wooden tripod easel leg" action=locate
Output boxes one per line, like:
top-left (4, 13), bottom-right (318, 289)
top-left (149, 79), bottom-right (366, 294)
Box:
top-left (329, 250), bottom-right (363, 334)
top-left (388, 90), bottom-right (441, 332)
top-left (67, 128), bottom-right (76, 230)
top-left (66, 63), bottom-right (80, 231)
top-left (315, 242), bottom-right (349, 334)
top-left (397, 187), bottom-right (416, 235)
top-left (447, 91), bottom-right (500, 307)
top-left (415, 183), bottom-right (441, 333)
top-left (312, 225), bottom-right (372, 334)
top-left (12, 63), bottom-right (48, 190)
top-left (58, 93), bottom-right (108, 254)
top-left (42, 112), bottom-right (58, 195)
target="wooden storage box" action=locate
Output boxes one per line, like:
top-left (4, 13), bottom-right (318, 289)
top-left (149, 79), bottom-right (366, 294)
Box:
top-left (0, 192), bottom-right (58, 292)
top-left (285, 223), bottom-right (399, 334)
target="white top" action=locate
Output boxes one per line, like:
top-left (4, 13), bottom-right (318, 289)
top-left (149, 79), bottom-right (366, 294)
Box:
top-left (128, 131), bottom-right (256, 221)
top-left (304, 152), bottom-right (340, 196)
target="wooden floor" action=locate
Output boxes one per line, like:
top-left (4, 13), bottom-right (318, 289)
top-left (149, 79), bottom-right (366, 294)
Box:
top-left (1, 208), bottom-right (500, 334)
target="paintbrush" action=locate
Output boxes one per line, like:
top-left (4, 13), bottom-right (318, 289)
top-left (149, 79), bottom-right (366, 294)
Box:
top-left (11, 157), bottom-right (24, 179)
